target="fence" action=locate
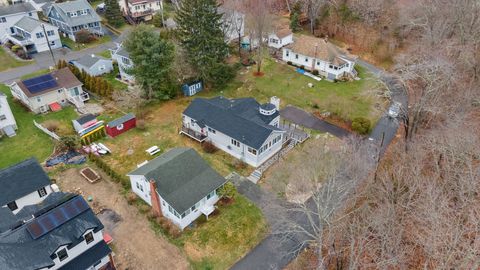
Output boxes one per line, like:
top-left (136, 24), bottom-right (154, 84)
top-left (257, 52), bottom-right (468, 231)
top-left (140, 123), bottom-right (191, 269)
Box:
top-left (33, 120), bottom-right (60, 140)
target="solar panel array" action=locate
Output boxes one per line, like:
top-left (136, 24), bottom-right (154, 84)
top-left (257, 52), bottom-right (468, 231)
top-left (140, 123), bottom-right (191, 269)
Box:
top-left (23, 74), bottom-right (59, 94)
top-left (26, 196), bottom-right (90, 240)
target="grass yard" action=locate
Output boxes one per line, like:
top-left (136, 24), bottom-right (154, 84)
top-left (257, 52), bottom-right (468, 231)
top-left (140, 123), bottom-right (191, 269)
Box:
top-left (61, 35), bottom-right (112, 51)
top-left (20, 69), bottom-right (50, 80)
top-left (97, 49), bottom-right (111, 58)
top-left (158, 195), bottom-right (267, 270)
top-left (102, 65), bottom-right (128, 91)
top-left (0, 85), bottom-right (77, 168)
top-left (0, 47), bottom-right (31, 72)
top-left (205, 58), bottom-right (386, 125)
top-left (100, 98), bottom-right (252, 177)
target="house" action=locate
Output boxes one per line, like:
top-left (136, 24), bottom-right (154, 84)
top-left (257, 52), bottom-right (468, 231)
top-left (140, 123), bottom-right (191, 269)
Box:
top-left (0, 158), bottom-right (115, 269)
top-left (0, 158), bottom-right (54, 214)
top-left (26, 0), bottom-right (53, 12)
top-left (282, 34), bottom-right (357, 80)
top-left (268, 29), bottom-right (293, 49)
top-left (0, 192), bottom-right (115, 270)
top-left (110, 43), bottom-right (134, 82)
top-left (127, 148), bottom-right (227, 230)
top-left (0, 2), bottom-right (37, 39)
top-left (105, 113), bottom-right (136, 137)
top-left (119, 0), bottom-right (162, 22)
top-left (181, 96), bottom-right (286, 167)
top-left (6, 16), bottom-right (62, 54)
top-left (72, 54), bottom-right (114, 76)
top-left (9, 67), bottom-right (89, 114)
top-left (0, 92), bottom-right (17, 137)
top-left (45, 0), bottom-right (103, 42)
top-left (218, 6), bottom-right (245, 43)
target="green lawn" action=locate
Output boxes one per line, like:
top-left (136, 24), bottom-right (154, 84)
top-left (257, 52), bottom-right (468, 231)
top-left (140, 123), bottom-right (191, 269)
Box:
top-left (0, 85), bottom-right (77, 168)
top-left (152, 194), bottom-right (267, 270)
top-left (102, 65), bottom-right (128, 91)
top-left (97, 49), bottom-right (112, 59)
top-left (0, 47), bottom-right (31, 72)
top-left (61, 35), bottom-right (112, 51)
top-left (20, 69), bottom-right (50, 80)
top-left (201, 58), bottom-right (386, 124)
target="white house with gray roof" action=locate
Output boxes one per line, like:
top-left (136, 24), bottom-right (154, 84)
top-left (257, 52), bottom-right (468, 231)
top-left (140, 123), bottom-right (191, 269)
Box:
top-left (182, 96), bottom-right (286, 167)
top-left (6, 16), bottom-right (61, 54)
top-left (127, 148), bottom-right (227, 230)
top-left (45, 0), bottom-right (103, 42)
top-left (110, 42), bottom-right (134, 82)
top-left (0, 2), bottom-right (37, 40)
top-left (0, 92), bottom-right (17, 137)
top-left (71, 54), bottom-right (113, 76)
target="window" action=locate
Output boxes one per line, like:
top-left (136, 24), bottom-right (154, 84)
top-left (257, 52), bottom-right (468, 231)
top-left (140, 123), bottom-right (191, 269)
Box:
top-left (162, 201), bottom-right (165, 206)
top-left (247, 147), bottom-right (257, 155)
top-left (317, 61), bottom-right (320, 66)
top-left (286, 50), bottom-right (289, 57)
top-left (94, 22), bottom-right (99, 26)
top-left (47, 30), bottom-right (55, 36)
top-left (50, 41), bottom-right (55, 46)
top-left (207, 191), bottom-right (214, 200)
top-left (57, 89), bottom-right (62, 93)
top-left (57, 248), bottom-right (68, 261)
top-left (7, 201), bottom-right (18, 211)
top-left (81, 9), bottom-right (88, 15)
top-left (0, 17), bottom-right (6, 23)
top-left (208, 127), bottom-right (216, 134)
top-left (36, 32), bottom-right (44, 38)
top-left (37, 97), bottom-right (41, 102)
top-left (329, 64), bottom-right (333, 69)
top-left (168, 205), bottom-right (174, 213)
top-left (84, 231), bottom-right (94, 244)
top-left (231, 139), bottom-right (240, 147)
top-left (38, 187), bottom-right (47, 197)
top-left (136, 182), bottom-right (143, 191)
top-left (0, 115), bottom-right (6, 121)
top-left (191, 204), bottom-right (196, 211)
top-left (295, 54), bottom-right (298, 59)
top-left (305, 57), bottom-right (308, 62)
top-left (28, 12), bottom-right (32, 16)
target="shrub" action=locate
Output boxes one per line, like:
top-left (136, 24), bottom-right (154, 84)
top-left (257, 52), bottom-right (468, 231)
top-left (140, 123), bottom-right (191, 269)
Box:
top-left (168, 225), bottom-right (181, 238)
top-left (218, 182), bottom-right (237, 200)
top-left (312, 70), bottom-right (319, 76)
top-left (75, 29), bottom-right (96, 43)
top-left (147, 209), bottom-right (158, 219)
top-left (311, 102), bottom-right (319, 109)
top-left (287, 61), bottom-right (292, 65)
top-left (351, 117), bottom-right (371, 135)
top-left (11, 45), bottom-right (21, 52)
top-left (138, 204), bottom-right (151, 213)
top-left (126, 191), bottom-right (137, 204)
top-left (233, 159), bottom-right (247, 170)
top-left (300, 65), bottom-right (305, 70)
top-left (58, 135), bottom-right (80, 151)
top-left (136, 119), bottom-right (146, 130)
top-left (43, 120), bottom-right (59, 132)
top-left (202, 141), bottom-right (218, 154)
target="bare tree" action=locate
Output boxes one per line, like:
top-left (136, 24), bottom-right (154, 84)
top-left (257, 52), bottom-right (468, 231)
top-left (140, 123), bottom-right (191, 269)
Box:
top-left (303, 0), bottom-right (326, 34)
top-left (245, 0), bottom-right (272, 74)
top-left (221, 0), bottom-right (246, 56)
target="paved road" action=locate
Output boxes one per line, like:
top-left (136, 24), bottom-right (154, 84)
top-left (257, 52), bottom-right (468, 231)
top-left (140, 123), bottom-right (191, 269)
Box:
top-left (280, 105), bottom-right (351, 138)
top-left (231, 60), bottom-right (408, 270)
top-left (0, 27), bottom-right (130, 84)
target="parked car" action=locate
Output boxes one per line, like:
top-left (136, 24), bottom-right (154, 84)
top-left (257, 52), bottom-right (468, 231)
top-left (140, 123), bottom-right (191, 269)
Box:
top-left (388, 102), bottom-right (401, 118)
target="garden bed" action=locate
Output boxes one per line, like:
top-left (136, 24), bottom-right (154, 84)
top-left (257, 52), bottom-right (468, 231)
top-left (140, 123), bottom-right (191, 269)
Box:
top-left (79, 167), bottom-right (101, 183)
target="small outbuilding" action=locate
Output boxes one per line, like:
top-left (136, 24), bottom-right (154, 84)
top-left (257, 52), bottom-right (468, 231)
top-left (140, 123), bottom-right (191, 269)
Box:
top-left (182, 80), bottom-right (203, 97)
top-left (105, 113), bottom-right (136, 137)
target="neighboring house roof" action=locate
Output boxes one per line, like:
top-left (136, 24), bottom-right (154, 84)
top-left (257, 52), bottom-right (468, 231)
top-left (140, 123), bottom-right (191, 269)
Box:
top-left (275, 28), bottom-right (292, 39)
top-left (73, 54), bottom-right (110, 69)
top-left (129, 0), bottom-right (157, 4)
top-left (286, 34), bottom-right (346, 64)
top-left (13, 16), bottom-right (42, 33)
top-left (0, 158), bottom-right (50, 206)
top-left (115, 47), bottom-right (130, 59)
top-left (32, 0), bottom-right (52, 4)
top-left (48, 0), bottom-right (101, 27)
top-left (59, 240), bottom-right (111, 269)
top-left (107, 113), bottom-right (135, 127)
top-left (15, 68), bottom-right (82, 98)
top-left (128, 148), bottom-right (227, 214)
top-left (0, 193), bottom-right (106, 270)
top-left (75, 113), bottom-right (96, 125)
top-left (0, 2), bottom-right (35, 16)
top-left (183, 97), bottom-right (283, 149)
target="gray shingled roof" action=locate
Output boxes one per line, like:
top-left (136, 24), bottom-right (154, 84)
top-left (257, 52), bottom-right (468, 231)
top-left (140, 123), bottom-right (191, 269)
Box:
top-left (59, 240), bottom-right (111, 270)
top-left (48, 0), bottom-right (101, 27)
top-left (13, 16), bottom-right (42, 33)
top-left (0, 3), bottom-right (35, 16)
top-left (73, 54), bottom-right (110, 69)
top-left (0, 158), bottom-right (51, 206)
top-left (0, 194), bottom-right (105, 270)
top-left (128, 148), bottom-right (227, 214)
top-left (107, 113), bottom-right (135, 127)
top-left (116, 47), bottom-right (130, 58)
top-left (183, 97), bottom-right (283, 149)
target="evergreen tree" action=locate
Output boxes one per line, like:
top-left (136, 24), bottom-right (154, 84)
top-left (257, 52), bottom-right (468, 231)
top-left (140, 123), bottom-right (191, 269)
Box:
top-left (175, 0), bottom-right (231, 87)
top-left (104, 0), bottom-right (124, 28)
top-left (290, 2), bottom-right (302, 32)
top-left (124, 24), bottom-right (176, 100)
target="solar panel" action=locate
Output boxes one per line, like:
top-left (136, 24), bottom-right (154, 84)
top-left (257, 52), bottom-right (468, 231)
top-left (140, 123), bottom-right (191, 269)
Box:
top-left (23, 74), bottom-right (59, 94)
top-left (26, 196), bottom-right (90, 240)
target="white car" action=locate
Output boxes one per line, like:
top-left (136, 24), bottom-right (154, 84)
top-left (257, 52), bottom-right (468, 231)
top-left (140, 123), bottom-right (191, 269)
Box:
top-left (388, 102), bottom-right (401, 118)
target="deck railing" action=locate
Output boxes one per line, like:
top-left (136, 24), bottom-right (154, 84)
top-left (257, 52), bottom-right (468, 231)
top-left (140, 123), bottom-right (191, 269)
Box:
top-left (180, 126), bottom-right (207, 142)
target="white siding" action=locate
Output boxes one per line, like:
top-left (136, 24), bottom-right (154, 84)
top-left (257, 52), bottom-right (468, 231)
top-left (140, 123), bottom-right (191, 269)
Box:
top-left (268, 33), bottom-right (293, 49)
top-left (0, 11), bottom-right (38, 38)
top-left (6, 184), bottom-right (53, 214)
top-left (0, 95), bottom-right (17, 132)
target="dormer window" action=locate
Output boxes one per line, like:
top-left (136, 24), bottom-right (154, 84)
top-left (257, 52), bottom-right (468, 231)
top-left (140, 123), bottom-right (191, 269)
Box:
top-left (80, 9), bottom-right (88, 15)
top-left (57, 248), bottom-right (68, 261)
top-left (84, 231), bottom-right (94, 244)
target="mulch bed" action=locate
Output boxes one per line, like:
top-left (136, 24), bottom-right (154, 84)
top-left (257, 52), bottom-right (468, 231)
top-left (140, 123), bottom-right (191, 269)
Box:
top-left (80, 167), bottom-right (101, 183)
top-left (313, 111), bottom-right (354, 132)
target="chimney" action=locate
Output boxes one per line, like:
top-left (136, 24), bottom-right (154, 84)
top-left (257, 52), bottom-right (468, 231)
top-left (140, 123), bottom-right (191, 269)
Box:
top-left (149, 180), bottom-right (162, 217)
top-left (270, 96), bottom-right (280, 110)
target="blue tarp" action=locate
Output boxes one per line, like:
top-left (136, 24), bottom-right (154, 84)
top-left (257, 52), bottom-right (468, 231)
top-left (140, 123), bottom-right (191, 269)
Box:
top-left (46, 151), bottom-right (86, 167)
top-left (296, 68), bottom-right (306, 74)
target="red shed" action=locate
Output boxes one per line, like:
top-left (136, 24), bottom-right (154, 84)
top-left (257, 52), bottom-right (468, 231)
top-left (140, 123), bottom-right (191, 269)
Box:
top-left (106, 113), bottom-right (136, 137)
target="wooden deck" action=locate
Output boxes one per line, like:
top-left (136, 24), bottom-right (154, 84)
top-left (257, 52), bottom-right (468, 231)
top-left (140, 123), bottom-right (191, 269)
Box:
top-left (180, 126), bottom-right (207, 142)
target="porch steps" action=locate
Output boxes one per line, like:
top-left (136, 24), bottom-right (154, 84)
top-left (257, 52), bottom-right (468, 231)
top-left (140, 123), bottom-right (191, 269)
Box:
top-left (247, 170), bottom-right (262, 184)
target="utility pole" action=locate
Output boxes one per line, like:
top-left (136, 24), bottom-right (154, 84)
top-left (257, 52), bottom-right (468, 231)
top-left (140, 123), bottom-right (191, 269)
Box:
top-left (42, 24), bottom-right (56, 67)
top-left (160, 0), bottom-right (165, 26)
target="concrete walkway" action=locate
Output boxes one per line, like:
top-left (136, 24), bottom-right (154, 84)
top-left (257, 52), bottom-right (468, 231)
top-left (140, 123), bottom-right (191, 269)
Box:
top-left (280, 105), bottom-right (351, 138)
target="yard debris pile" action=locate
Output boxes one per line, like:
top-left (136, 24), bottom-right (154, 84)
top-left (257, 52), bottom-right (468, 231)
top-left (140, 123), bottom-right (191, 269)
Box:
top-left (46, 151), bottom-right (86, 167)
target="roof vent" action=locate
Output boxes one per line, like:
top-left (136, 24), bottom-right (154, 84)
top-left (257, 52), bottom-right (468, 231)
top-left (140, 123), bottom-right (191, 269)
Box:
top-left (259, 103), bottom-right (276, 116)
